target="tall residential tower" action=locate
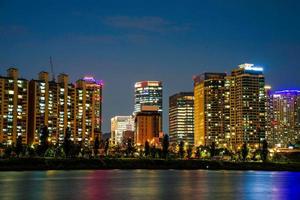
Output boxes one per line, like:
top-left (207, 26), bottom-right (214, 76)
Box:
top-left (193, 73), bottom-right (227, 147)
top-left (272, 90), bottom-right (300, 147)
top-left (226, 63), bottom-right (266, 149)
top-left (0, 68), bottom-right (28, 145)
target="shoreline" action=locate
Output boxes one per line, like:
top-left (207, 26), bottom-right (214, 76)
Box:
top-left (0, 158), bottom-right (300, 172)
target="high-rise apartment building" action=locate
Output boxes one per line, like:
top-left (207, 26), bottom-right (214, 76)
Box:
top-left (226, 63), bottom-right (266, 149)
top-left (27, 71), bottom-right (102, 146)
top-left (75, 76), bottom-right (103, 146)
top-left (193, 73), bottom-right (227, 147)
top-left (134, 81), bottom-right (163, 114)
top-left (264, 85), bottom-right (273, 146)
top-left (193, 64), bottom-right (266, 149)
top-left (272, 90), bottom-right (300, 147)
top-left (0, 68), bottom-right (28, 145)
top-left (135, 106), bottom-right (162, 146)
top-left (28, 72), bottom-right (52, 144)
top-left (111, 116), bottom-right (134, 145)
top-left (169, 92), bottom-right (194, 145)
top-left (55, 74), bottom-right (76, 144)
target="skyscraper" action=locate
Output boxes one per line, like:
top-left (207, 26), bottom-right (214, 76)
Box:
top-left (134, 81), bottom-right (163, 114)
top-left (111, 116), bottom-right (134, 145)
top-left (272, 90), bottom-right (300, 147)
top-left (265, 85), bottom-right (273, 146)
top-left (169, 92), bottom-right (194, 145)
top-left (226, 63), bottom-right (266, 149)
top-left (193, 73), bottom-right (227, 147)
top-left (0, 68), bottom-right (28, 145)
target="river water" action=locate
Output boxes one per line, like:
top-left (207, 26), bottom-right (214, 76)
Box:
top-left (0, 170), bottom-right (299, 200)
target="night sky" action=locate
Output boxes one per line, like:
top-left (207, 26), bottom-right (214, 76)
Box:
top-left (1, 0), bottom-right (300, 133)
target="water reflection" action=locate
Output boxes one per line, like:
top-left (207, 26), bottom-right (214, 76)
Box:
top-left (0, 170), bottom-right (299, 200)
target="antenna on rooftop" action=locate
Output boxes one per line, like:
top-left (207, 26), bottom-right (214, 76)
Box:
top-left (49, 56), bottom-right (55, 81)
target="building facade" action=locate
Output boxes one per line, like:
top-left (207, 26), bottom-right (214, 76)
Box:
top-left (28, 72), bottom-right (51, 144)
top-left (264, 85), bottom-right (273, 146)
top-left (75, 76), bottom-right (103, 146)
top-left (193, 73), bottom-right (227, 147)
top-left (271, 90), bottom-right (300, 147)
top-left (111, 116), bottom-right (134, 145)
top-left (226, 63), bottom-right (266, 149)
top-left (135, 106), bottom-right (162, 146)
top-left (0, 68), bottom-right (28, 145)
top-left (134, 81), bottom-right (163, 114)
top-left (169, 92), bottom-right (194, 145)
top-left (8, 67), bottom-right (104, 147)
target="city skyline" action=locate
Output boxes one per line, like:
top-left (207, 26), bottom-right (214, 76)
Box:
top-left (1, 0), bottom-right (300, 133)
top-left (1, 1), bottom-right (300, 199)
top-left (1, 62), bottom-right (299, 134)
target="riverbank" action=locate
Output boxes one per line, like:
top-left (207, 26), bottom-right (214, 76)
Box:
top-left (0, 158), bottom-right (300, 171)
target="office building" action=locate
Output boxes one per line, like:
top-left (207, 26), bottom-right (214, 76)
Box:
top-left (169, 92), bottom-right (194, 145)
top-left (111, 116), bottom-right (134, 145)
top-left (134, 81), bottom-right (162, 114)
top-left (135, 106), bottom-right (162, 146)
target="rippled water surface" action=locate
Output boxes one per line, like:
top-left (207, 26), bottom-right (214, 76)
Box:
top-left (0, 170), bottom-right (299, 200)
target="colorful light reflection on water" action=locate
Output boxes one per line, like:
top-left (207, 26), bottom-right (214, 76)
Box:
top-left (0, 170), bottom-right (299, 200)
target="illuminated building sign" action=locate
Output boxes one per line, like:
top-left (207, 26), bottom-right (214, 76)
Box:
top-left (135, 81), bottom-right (161, 88)
top-left (239, 63), bottom-right (263, 72)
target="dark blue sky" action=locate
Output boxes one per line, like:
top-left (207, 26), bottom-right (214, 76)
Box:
top-left (1, 0), bottom-right (300, 133)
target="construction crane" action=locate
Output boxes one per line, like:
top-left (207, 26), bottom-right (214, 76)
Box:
top-left (49, 56), bottom-right (55, 81)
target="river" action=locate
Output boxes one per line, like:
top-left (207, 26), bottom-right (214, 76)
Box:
top-left (0, 170), bottom-right (299, 200)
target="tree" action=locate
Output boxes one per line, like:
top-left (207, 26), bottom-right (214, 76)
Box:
top-left (186, 146), bottom-right (192, 159)
top-left (242, 142), bottom-right (248, 161)
top-left (179, 141), bottom-right (185, 159)
top-left (15, 135), bottom-right (23, 157)
top-left (38, 125), bottom-right (49, 156)
top-left (63, 127), bottom-right (72, 158)
top-left (261, 140), bottom-right (269, 162)
top-left (195, 147), bottom-right (201, 159)
top-left (94, 135), bottom-right (100, 157)
top-left (4, 146), bottom-right (13, 158)
top-left (150, 145), bottom-right (156, 159)
top-left (104, 138), bottom-right (109, 156)
top-left (162, 134), bottom-right (169, 159)
top-left (70, 143), bottom-right (81, 158)
top-left (210, 142), bottom-right (216, 158)
top-left (126, 138), bottom-right (134, 157)
top-left (144, 141), bottom-right (150, 157)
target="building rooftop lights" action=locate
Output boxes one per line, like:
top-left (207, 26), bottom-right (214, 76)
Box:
top-left (83, 76), bottom-right (104, 86)
top-left (239, 63), bottom-right (263, 71)
top-left (135, 81), bottom-right (162, 88)
top-left (264, 85), bottom-right (271, 90)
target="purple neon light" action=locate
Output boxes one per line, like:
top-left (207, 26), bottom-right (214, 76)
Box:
top-left (274, 90), bottom-right (300, 95)
top-left (83, 76), bottom-right (104, 86)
